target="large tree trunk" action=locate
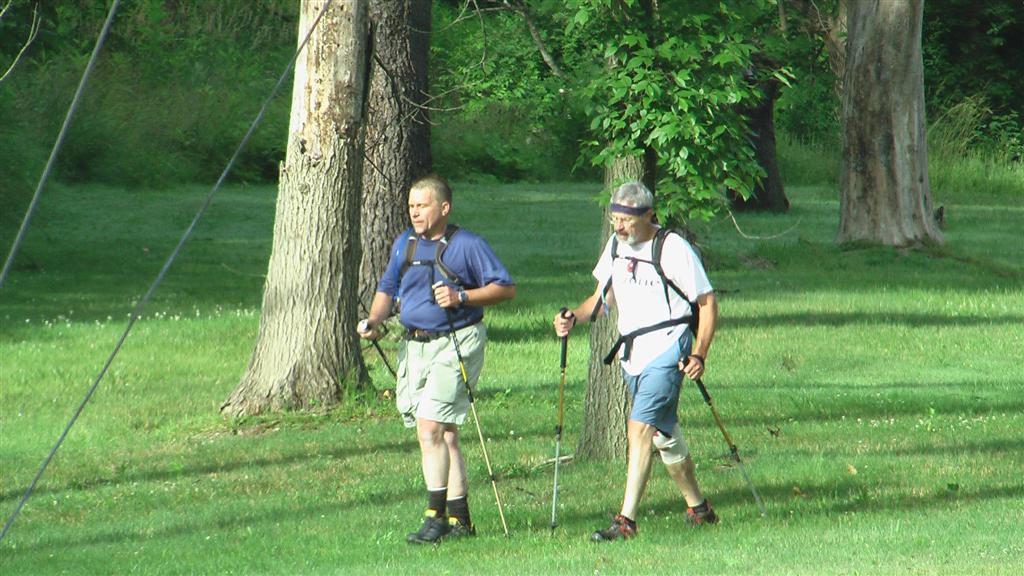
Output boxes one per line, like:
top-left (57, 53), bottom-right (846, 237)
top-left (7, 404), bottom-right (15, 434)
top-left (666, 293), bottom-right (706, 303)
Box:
top-left (730, 58), bottom-right (789, 213)
top-left (358, 0), bottom-right (432, 312)
top-left (578, 153), bottom-right (655, 461)
top-left (837, 0), bottom-right (942, 247)
top-left (222, 0), bottom-right (370, 417)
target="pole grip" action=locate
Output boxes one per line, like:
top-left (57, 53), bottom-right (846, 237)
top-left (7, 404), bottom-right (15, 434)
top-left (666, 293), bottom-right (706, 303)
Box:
top-left (559, 307), bottom-right (569, 369)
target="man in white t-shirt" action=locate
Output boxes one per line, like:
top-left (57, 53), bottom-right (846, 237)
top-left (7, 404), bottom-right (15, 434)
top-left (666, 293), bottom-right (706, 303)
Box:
top-left (553, 180), bottom-right (720, 541)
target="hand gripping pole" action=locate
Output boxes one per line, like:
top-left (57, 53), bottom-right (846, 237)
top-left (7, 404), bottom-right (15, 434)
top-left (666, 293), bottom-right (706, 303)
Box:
top-left (550, 308), bottom-right (570, 529)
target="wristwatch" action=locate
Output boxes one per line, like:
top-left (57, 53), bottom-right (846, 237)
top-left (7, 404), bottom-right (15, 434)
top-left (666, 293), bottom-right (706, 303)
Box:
top-left (457, 288), bottom-right (469, 306)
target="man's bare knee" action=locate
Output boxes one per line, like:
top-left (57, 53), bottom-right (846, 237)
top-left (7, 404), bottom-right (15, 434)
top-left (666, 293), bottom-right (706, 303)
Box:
top-left (417, 420), bottom-right (446, 447)
top-left (443, 427), bottom-right (461, 449)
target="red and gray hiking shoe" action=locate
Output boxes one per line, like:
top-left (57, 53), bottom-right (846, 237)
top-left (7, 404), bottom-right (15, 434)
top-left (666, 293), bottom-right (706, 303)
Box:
top-left (591, 514), bottom-right (637, 542)
top-left (685, 501), bottom-right (719, 526)
top-left (407, 509), bottom-right (450, 544)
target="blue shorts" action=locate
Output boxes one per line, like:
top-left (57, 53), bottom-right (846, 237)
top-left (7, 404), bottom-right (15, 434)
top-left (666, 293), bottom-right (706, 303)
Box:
top-left (623, 331), bottom-right (692, 435)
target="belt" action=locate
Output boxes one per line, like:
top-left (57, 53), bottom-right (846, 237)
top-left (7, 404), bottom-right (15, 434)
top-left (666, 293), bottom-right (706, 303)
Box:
top-left (404, 328), bottom-right (449, 342)
top-left (404, 318), bottom-right (481, 343)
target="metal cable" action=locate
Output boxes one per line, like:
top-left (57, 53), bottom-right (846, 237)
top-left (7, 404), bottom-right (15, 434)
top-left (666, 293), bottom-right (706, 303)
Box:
top-left (0, 0), bottom-right (122, 290)
top-left (0, 0), bottom-right (335, 542)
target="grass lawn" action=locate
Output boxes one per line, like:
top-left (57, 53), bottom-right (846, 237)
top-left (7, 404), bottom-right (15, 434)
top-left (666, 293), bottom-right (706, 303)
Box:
top-left (1, 178), bottom-right (1022, 575)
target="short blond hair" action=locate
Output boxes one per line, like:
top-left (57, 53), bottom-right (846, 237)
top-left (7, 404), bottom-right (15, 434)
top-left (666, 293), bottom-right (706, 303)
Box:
top-left (410, 173), bottom-right (452, 204)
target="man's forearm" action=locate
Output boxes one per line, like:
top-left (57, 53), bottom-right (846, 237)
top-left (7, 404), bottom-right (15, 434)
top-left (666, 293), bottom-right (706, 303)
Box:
top-left (692, 292), bottom-right (718, 358)
top-left (368, 292), bottom-right (394, 326)
top-left (463, 283), bottom-right (516, 307)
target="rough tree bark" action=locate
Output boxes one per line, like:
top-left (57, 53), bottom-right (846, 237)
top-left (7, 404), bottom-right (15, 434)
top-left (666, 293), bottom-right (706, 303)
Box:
top-left (730, 56), bottom-right (789, 213)
top-left (837, 0), bottom-right (942, 246)
top-left (358, 0), bottom-right (432, 311)
top-left (222, 0), bottom-right (370, 416)
top-left (578, 153), bottom-right (656, 461)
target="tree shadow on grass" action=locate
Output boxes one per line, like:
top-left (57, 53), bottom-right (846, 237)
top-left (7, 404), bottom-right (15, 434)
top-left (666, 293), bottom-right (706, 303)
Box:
top-left (774, 436), bottom-right (1024, 459)
top-left (4, 432), bottom-right (556, 553)
top-left (682, 384), bottom-right (1024, 428)
top-left (5, 481), bottom-right (425, 553)
top-left (0, 436), bottom-right (420, 505)
top-left (724, 311), bottom-right (1024, 329)
top-left (644, 478), bottom-right (1024, 521)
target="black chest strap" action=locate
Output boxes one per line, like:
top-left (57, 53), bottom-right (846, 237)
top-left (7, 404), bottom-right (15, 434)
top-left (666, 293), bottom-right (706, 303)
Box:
top-left (602, 316), bottom-right (692, 365)
top-left (398, 224), bottom-right (465, 287)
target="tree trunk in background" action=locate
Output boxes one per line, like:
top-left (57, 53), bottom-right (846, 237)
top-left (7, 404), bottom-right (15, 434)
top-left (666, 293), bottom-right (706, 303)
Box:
top-left (822, 0), bottom-right (847, 95)
top-left (222, 0), bottom-right (370, 416)
top-left (730, 61), bottom-right (789, 213)
top-left (837, 0), bottom-right (942, 247)
top-left (358, 0), bottom-right (432, 312)
top-left (788, 0), bottom-right (847, 94)
top-left (578, 153), bottom-right (655, 461)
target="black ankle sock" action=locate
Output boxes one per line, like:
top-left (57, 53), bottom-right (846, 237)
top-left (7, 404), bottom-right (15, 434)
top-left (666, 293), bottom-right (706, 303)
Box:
top-left (427, 488), bottom-right (448, 516)
top-left (691, 500), bottom-right (709, 513)
top-left (447, 495), bottom-right (471, 526)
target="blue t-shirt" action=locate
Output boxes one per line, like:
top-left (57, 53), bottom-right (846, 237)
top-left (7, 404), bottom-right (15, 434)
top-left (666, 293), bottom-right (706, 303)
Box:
top-left (377, 227), bottom-right (514, 332)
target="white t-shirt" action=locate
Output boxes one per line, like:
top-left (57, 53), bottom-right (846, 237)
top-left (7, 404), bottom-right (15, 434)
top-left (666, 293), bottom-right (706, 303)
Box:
top-left (592, 228), bottom-right (713, 375)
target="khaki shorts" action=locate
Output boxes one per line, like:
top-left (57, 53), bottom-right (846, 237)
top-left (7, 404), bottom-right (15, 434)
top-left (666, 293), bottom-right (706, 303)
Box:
top-left (396, 323), bottom-right (486, 428)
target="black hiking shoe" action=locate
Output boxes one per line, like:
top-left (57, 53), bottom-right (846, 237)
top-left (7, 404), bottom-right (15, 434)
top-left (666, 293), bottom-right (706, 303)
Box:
top-left (590, 514), bottom-right (637, 542)
top-left (685, 501), bottom-right (719, 526)
top-left (444, 517), bottom-right (477, 540)
top-left (406, 510), bottom-right (450, 544)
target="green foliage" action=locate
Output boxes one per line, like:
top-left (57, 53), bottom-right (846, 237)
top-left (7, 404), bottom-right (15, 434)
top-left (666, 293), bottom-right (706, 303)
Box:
top-left (433, 100), bottom-right (587, 182)
top-left (923, 0), bottom-right (1024, 124)
top-left (0, 85), bottom-right (45, 236)
top-left (430, 2), bottom-right (593, 182)
top-left (921, 92), bottom-right (1024, 203)
top-left (928, 94), bottom-right (1024, 163)
top-left (772, 36), bottom-right (840, 146)
top-left (4, 0), bottom-right (1019, 198)
top-left (0, 0), bottom-right (296, 199)
top-left (567, 0), bottom-right (769, 223)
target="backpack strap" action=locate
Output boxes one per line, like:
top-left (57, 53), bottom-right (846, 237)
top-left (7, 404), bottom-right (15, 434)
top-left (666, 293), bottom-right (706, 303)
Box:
top-left (652, 227), bottom-right (700, 333)
top-left (651, 228), bottom-right (684, 313)
top-left (435, 224), bottom-right (464, 287)
top-left (589, 235), bottom-right (619, 322)
top-left (589, 229), bottom-right (703, 335)
top-left (398, 229), bottom-right (418, 279)
top-left (599, 228), bottom-right (705, 364)
top-left (398, 224), bottom-right (465, 286)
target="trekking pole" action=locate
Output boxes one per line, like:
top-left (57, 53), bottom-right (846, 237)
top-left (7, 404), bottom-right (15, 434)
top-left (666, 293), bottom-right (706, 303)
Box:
top-left (693, 378), bottom-right (767, 517)
top-left (358, 319), bottom-right (396, 379)
top-left (550, 308), bottom-right (570, 530)
top-left (358, 317), bottom-right (393, 377)
top-left (438, 292), bottom-right (510, 537)
top-left (371, 338), bottom-right (396, 379)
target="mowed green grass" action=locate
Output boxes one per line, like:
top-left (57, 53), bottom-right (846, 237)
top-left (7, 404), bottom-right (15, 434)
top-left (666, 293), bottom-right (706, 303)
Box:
top-left (1, 179), bottom-right (1022, 575)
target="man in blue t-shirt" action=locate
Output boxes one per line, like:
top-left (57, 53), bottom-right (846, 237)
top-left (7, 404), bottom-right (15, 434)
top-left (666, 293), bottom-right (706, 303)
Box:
top-left (357, 174), bottom-right (515, 544)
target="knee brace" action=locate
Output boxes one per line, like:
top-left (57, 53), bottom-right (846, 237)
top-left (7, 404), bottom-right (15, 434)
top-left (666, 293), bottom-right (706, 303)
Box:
top-left (652, 424), bottom-right (689, 465)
